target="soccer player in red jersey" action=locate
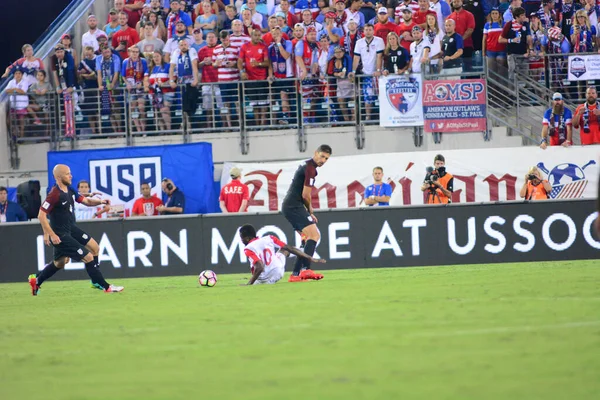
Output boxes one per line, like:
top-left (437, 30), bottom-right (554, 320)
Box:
top-left (281, 144), bottom-right (332, 282)
top-left (29, 164), bottom-right (124, 295)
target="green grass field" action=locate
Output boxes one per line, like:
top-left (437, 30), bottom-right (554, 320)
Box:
top-left (1, 261), bottom-right (599, 400)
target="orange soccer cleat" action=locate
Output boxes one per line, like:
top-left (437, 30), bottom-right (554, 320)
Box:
top-left (288, 275), bottom-right (306, 283)
top-left (299, 269), bottom-right (324, 280)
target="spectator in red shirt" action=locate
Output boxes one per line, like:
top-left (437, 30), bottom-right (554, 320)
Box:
top-left (573, 87), bottom-right (600, 145)
top-left (412, 0), bottom-right (436, 29)
top-left (374, 7), bottom-right (400, 45)
top-left (112, 12), bottom-right (141, 60)
top-left (131, 183), bottom-right (163, 216)
top-left (198, 32), bottom-right (220, 128)
top-left (263, 15), bottom-right (290, 46)
top-left (239, 29), bottom-right (271, 127)
top-left (124, 0), bottom-right (145, 28)
top-left (279, 0), bottom-right (299, 29)
top-left (398, 7), bottom-right (416, 52)
top-left (448, 0), bottom-right (476, 69)
top-left (219, 167), bottom-right (250, 213)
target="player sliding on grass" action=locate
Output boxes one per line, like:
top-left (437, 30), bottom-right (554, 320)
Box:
top-left (28, 164), bottom-right (124, 295)
top-left (281, 144), bottom-right (331, 282)
top-left (239, 224), bottom-right (326, 285)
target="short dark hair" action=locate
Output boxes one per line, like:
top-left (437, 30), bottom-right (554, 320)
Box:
top-left (220, 30), bottom-right (230, 39)
top-left (373, 166), bottom-right (383, 173)
top-left (364, 23), bottom-right (374, 29)
top-left (37, 69), bottom-right (47, 77)
top-left (434, 154), bottom-right (445, 163)
top-left (0, 186), bottom-right (7, 193)
top-left (141, 182), bottom-right (150, 188)
top-left (512, 7), bottom-right (525, 18)
top-left (239, 224), bottom-right (257, 239)
top-left (317, 144), bottom-right (332, 154)
top-left (77, 180), bottom-right (89, 189)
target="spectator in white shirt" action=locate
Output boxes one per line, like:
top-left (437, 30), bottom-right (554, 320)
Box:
top-left (4, 68), bottom-right (30, 138)
top-left (349, 24), bottom-right (384, 121)
top-left (81, 15), bottom-right (107, 53)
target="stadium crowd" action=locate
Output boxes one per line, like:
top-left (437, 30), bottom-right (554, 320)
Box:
top-left (2, 0), bottom-right (600, 137)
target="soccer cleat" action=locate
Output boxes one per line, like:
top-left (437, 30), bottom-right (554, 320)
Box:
top-left (288, 275), bottom-right (306, 283)
top-left (28, 274), bottom-right (40, 296)
top-left (104, 285), bottom-right (124, 293)
top-left (299, 269), bottom-right (324, 280)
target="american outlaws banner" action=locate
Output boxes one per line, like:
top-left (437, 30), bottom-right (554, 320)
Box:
top-left (423, 79), bottom-right (487, 133)
top-left (221, 147), bottom-right (599, 212)
top-left (568, 54), bottom-right (600, 81)
top-left (47, 143), bottom-right (216, 216)
top-left (378, 74), bottom-right (424, 127)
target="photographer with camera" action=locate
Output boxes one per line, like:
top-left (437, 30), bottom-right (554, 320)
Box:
top-left (421, 154), bottom-right (454, 204)
top-left (158, 178), bottom-right (185, 214)
top-left (519, 166), bottom-right (551, 200)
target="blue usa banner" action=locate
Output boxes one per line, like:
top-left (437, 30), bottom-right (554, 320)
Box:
top-left (378, 74), bottom-right (424, 127)
top-left (47, 143), bottom-right (217, 215)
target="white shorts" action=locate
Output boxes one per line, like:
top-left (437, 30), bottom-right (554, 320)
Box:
top-left (253, 253), bottom-right (286, 285)
top-left (202, 85), bottom-right (223, 110)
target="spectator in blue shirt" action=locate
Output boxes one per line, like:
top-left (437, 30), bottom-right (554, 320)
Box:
top-left (158, 178), bottom-right (186, 214)
top-left (363, 167), bottom-right (393, 206)
top-left (0, 187), bottom-right (27, 222)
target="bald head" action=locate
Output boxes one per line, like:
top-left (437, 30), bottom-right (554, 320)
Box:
top-left (53, 164), bottom-right (73, 186)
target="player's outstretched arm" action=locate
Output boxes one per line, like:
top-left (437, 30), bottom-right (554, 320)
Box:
top-left (82, 197), bottom-right (110, 208)
top-left (245, 261), bottom-right (265, 286)
top-left (282, 245), bottom-right (326, 264)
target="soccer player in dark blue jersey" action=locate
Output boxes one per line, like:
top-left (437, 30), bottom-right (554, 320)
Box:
top-left (281, 144), bottom-right (331, 282)
top-left (28, 164), bottom-right (124, 295)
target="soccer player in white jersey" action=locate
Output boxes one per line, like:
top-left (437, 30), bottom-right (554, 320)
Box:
top-left (239, 224), bottom-right (326, 285)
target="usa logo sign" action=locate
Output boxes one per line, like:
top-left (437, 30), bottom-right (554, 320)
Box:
top-left (90, 157), bottom-right (162, 216)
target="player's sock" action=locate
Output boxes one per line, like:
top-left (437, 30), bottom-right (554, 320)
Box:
top-left (302, 239), bottom-right (317, 270)
top-left (94, 256), bottom-right (99, 269)
top-left (292, 258), bottom-right (304, 276)
top-left (84, 261), bottom-right (110, 290)
top-left (36, 262), bottom-right (60, 285)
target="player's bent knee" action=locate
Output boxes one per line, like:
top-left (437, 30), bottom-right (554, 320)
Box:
top-left (86, 239), bottom-right (99, 255)
top-left (81, 254), bottom-right (94, 263)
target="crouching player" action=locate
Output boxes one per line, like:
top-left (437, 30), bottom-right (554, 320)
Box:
top-left (239, 224), bottom-right (326, 285)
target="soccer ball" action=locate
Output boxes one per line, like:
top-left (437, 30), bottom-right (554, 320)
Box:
top-left (198, 270), bottom-right (218, 287)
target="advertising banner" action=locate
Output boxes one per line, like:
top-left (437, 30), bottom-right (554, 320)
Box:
top-left (378, 74), bottom-right (424, 127)
top-left (423, 79), bottom-right (487, 133)
top-left (0, 200), bottom-right (598, 283)
top-left (568, 54), bottom-right (600, 81)
top-left (221, 147), bottom-right (600, 212)
top-left (47, 143), bottom-right (216, 215)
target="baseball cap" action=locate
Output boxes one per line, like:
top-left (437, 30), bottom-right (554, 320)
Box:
top-left (347, 18), bottom-right (358, 24)
top-left (54, 44), bottom-right (65, 51)
top-left (276, 11), bottom-right (286, 18)
top-left (176, 19), bottom-right (186, 25)
top-left (335, 0), bottom-right (345, 3)
top-left (529, 12), bottom-right (538, 18)
top-left (229, 167), bottom-right (242, 178)
top-left (109, 8), bottom-right (118, 14)
top-left (61, 33), bottom-right (71, 40)
top-left (87, 14), bottom-right (97, 21)
top-left (193, 27), bottom-right (202, 34)
top-left (306, 26), bottom-right (317, 34)
top-left (552, 92), bottom-right (563, 101)
top-left (412, 25), bottom-right (422, 32)
top-left (378, 7), bottom-right (388, 14)
top-left (326, 11), bottom-right (337, 19)
top-left (97, 32), bottom-right (108, 39)
top-left (400, 7), bottom-right (412, 13)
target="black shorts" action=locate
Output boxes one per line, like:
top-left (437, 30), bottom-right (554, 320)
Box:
top-left (282, 205), bottom-right (315, 232)
top-left (220, 82), bottom-right (239, 105)
top-left (245, 80), bottom-right (269, 104)
top-left (52, 225), bottom-right (91, 262)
